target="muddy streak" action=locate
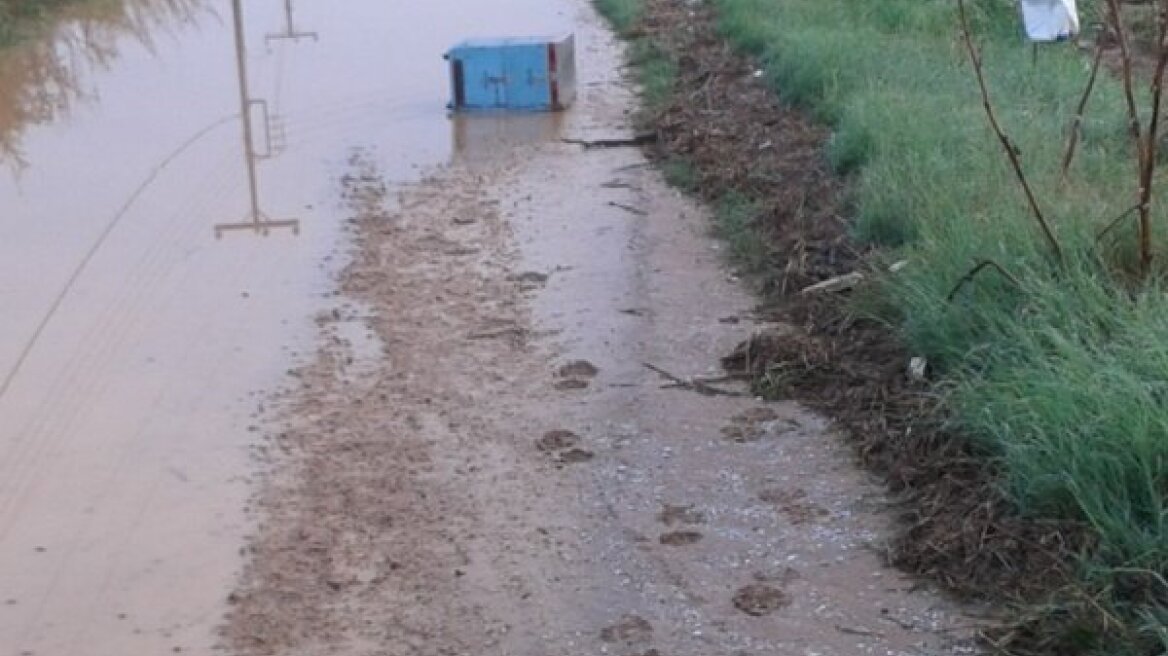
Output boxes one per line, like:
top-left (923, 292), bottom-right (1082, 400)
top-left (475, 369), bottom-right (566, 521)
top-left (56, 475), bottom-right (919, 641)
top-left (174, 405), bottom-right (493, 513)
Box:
top-left (224, 149), bottom-right (538, 655)
top-left (0, 0), bottom-right (575, 654)
top-left (501, 46), bottom-right (983, 651)
top-left (225, 3), bottom-right (984, 655)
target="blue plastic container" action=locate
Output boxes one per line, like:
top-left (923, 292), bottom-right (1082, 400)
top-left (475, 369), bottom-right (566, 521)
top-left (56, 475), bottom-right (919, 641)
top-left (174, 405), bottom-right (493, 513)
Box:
top-left (445, 35), bottom-right (576, 112)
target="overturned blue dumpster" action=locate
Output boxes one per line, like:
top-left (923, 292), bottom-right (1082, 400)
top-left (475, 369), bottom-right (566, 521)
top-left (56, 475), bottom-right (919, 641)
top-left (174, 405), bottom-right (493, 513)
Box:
top-left (445, 35), bottom-right (577, 112)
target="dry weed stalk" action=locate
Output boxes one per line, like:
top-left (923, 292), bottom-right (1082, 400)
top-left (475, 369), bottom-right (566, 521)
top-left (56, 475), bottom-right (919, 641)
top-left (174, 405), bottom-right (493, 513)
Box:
top-left (1101, 0), bottom-right (1168, 276)
top-left (946, 259), bottom-right (1023, 301)
top-left (1061, 42), bottom-right (1104, 178)
top-left (955, 0), bottom-right (1064, 263)
top-left (962, 0), bottom-right (1168, 279)
top-left (1136, 0), bottom-right (1168, 275)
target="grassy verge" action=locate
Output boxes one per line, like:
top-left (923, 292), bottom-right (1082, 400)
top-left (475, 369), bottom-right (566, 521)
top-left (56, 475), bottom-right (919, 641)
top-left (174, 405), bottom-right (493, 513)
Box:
top-left (599, 0), bottom-right (1168, 653)
top-left (594, 0), bottom-right (643, 34)
top-left (596, 0), bottom-right (677, 121)
top-left (596, 0), bottom-right (778, 286)
top-left (712, 2), bottom-right (1168, 651)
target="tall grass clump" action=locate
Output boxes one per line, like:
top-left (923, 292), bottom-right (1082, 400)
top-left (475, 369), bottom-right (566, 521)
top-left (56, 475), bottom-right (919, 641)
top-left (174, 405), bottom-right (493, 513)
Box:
top-left (594, 0), bottom-right (678, 119)
top-left (713, 0), bottom-right (1168, 651)
top-left (594, 0), bottom-right (644, 36)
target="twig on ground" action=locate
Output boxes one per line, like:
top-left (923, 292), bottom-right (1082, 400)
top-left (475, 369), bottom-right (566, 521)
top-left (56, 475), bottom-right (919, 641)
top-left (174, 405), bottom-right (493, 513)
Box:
top-left (609, 201), bottom-right (649, 216)
top-left (467, 328), bottom-right (526, 340)
top-left (835, 624), bottom-right (884, 638)
top-left (562, 134), bottom-right (658, 148)
top-left (643, 362), bottom-right (746, 397)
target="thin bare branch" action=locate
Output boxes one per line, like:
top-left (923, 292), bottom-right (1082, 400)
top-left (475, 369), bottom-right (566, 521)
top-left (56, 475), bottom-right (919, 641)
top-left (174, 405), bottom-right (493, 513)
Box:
top-left (956, 0), bottom-right (1064, 262)
top-left (1096, 203), bottom-right (1142, 242)
top-left (1136, 0), bottom-right (1168, 275)
top-left (947, 259), bottom-right (1024, 302)
top-left (1105, 0), bottom-right (1144, 146)
top-left (643, 362), bottom-right (745, 397)
top-left (1061, 43), bottom-right (1104, 179)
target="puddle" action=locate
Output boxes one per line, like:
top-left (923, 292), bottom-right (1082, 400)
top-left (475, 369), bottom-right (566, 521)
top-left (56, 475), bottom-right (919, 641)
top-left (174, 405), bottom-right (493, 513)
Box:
top-left (0, 0), bottom-right (580, 653)
top-left (452, 112), bottom-right (566, 163)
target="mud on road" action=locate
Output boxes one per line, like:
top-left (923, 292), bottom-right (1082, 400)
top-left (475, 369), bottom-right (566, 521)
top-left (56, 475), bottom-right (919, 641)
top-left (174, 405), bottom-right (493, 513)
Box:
top-left (223, 8), bottom-right (983, 656)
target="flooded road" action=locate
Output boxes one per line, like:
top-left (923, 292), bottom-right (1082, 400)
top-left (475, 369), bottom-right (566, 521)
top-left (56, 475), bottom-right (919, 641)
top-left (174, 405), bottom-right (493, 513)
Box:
top-left (220, 5), bottom-right (981, 656)
top-left (1, 0), bottom-right (985, 654)
top-left (0, 1), bottom-right (578, 654)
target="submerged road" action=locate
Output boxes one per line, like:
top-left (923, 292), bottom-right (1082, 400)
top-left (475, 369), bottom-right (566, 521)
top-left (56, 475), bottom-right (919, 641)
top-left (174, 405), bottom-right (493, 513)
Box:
top-left (0, 1), bottom-right (978, 654)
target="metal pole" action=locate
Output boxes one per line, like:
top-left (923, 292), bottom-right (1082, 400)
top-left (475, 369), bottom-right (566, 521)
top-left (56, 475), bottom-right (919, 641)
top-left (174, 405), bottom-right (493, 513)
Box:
top-left (216, 0), bottom-right (300, 236)
top-left (266, 0), bottom-right (317, 44)
top-left (231, 0), bottom-right (262, 225)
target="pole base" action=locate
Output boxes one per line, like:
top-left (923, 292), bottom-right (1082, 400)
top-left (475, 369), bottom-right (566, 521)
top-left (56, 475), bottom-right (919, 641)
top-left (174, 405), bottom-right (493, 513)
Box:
top-left (214, 218), bottom-right (301, 238)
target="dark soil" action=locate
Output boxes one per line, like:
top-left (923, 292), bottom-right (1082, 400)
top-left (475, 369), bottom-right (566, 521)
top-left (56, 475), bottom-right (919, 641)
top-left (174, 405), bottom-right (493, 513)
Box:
top-left (634, 0), bottom-right (1093, 651)
top-left (658, 530), bottom-right (704, 546)
top-left (537, 429), bottom-right (581, 452)
top-left (731, 584), bottom-right (791, 617)
top-left (657, 504), bottom-right (705, 527)
top-left (599, 614), bottom-right (654, 644)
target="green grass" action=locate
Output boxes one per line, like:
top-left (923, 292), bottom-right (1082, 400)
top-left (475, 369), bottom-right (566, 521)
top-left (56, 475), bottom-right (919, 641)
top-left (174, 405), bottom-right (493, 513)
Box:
top-left (660, 156), bottom-right (697, 191)
top-left (628, 39), bottom-right (676, 115)
top-left (595, 0), bottom-right (676, 122)
top-left (713, 191), bottom-right (769, 275)
top-left (711, 0), bottom-right (1168, 651)
top-left (600, 0), bottom-right (1168, 651)
top-left (594, 0), bottom-right (644, 35)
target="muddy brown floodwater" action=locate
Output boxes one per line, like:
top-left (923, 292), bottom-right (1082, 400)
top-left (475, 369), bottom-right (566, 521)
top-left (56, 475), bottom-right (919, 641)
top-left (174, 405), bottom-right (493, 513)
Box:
top-left (0, 0), bottom-right (577, 654)
top-left (1, 0), bottom-right (985, 655)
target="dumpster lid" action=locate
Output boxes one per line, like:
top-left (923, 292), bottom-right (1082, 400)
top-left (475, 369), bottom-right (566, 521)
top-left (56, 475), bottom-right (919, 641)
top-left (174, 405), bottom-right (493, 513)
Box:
top-left (448, 34), bottom-right (573, 52)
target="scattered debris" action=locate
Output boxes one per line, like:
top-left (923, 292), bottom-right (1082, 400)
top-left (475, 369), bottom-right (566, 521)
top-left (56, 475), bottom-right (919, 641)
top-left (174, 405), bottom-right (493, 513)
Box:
top-left (641, 0), bottom-right (1083, 626)
top-left (563, 133), bottom-right (658, 149)
top-left (554, 360), bottom-right (599, 391)
top-left (443, 246), bottom-right (481, 257)
top-left (468, 326), bottom-right (527, 341)
top-left (537, 430), bottom-right (581, 452)
top-left (732, 584), bottom-right (791, 617)
top-left (558, 360), bottom-right (600, 379)
top-left (908, 357), bottom-right (928, 382)
top-left (835, 624), bottom-right (884, 638)
top-left (659, 530), bottom-right (704, 546)
top-left (509, 271), bottom-right (550, 284)
top-left (758, 487), bottom-right (830, 525)
top-left (608, 201), bottom-right (649, 216)
top-left (599, 614), bottom-right (654, 644)
top-left (721, 407), bottom-right (794, 444)
top-left (554, 379), bottom-right (591, 391)
top-left (467, 318), bottom-right (527, 343)
top-left (643, 362), bottom-right (745, 397)
top-left (658, 504), bottom-right (706, 526)
top-left (558, 448), bottom-right (595, 464)
top-left (601, 180), bottom-right (636, 189)
top-left (800, 272), bottom-right (864, 295)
